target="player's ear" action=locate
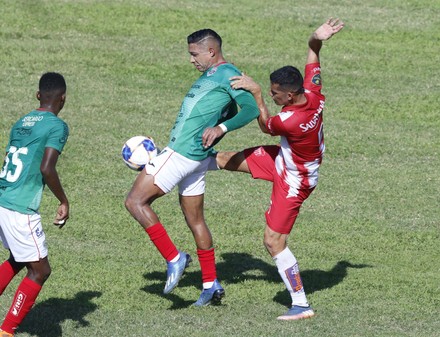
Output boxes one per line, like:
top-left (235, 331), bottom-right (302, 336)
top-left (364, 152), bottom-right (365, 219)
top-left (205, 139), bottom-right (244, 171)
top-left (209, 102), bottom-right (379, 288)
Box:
top-left (36, 91), bottom-right (41, 101)
top-left (59, 93), bottom-right (66, 109)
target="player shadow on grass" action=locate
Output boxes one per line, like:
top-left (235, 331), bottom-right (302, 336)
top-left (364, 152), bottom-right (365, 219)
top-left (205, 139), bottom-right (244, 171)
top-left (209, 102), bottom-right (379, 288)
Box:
top-left (141, 252), bottom-right (280, 309)
top-left (142, 254), bottom-right (370, 309)
top-left (18, 290), bottom-right (102, 337)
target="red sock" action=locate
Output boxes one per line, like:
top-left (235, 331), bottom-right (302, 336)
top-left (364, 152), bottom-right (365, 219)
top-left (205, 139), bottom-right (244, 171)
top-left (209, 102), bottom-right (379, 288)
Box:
top-left (0, 261), bottom-right (19, 296)
top-left (197, 248), bottom-right (217, 284)
top-left (145, 223), bottom-right (179, 262)
top-left (1, 277), bottom-right (42, 334)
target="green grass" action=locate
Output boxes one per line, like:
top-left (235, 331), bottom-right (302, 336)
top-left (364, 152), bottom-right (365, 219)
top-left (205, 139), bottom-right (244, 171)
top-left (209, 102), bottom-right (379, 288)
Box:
top-left (0, 0), bottom-right (439, 336)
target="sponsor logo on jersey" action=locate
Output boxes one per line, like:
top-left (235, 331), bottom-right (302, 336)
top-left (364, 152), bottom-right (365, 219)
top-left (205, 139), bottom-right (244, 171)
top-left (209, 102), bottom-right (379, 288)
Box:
top-left (11, 291), bottom-right (26, 316)
top-left (299, 100), bottom-right (325, 132)
top-left (16, 128), bottom-right (32, 136)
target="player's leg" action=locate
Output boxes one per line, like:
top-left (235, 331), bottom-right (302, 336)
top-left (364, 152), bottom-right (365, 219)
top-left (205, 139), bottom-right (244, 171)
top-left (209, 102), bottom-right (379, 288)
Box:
top-left (264, 226), bottom-right (314, 321)
top-left (264, 178), bottom-right (315, 321)
top-left (0, 252), bottom-right (25, 296)
top-left (179, 194), bottom-right (212, 250)
top-left (0, 210), bottom-right (50, 334)
top-left (0, 212), bottom-right (25, 296)
top-left (125, 172), bottom-right (179, 262)
top-left (126, 149), bottom-right (202, 294)
top-left (125, 169), bottom-right (166, 228)
top-left (179, 194), bottom-right (224, 306)
top-left (1, 259), bottom-right (48, 335)
top-left (0, 257), bottom-right (50, 335)
top-left (216, 151), bottom-right (250, 172)
top-left (125, 171), bottom-right (189, 294)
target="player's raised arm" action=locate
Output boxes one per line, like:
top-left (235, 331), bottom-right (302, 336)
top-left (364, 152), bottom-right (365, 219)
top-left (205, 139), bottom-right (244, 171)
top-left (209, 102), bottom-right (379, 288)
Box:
top-left (307, 18), bottom-right (344, 65)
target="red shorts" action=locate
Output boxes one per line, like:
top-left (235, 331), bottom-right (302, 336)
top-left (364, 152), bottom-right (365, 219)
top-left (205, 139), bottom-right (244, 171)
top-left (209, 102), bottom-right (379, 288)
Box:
top-left (244, 146), bottom-right (315, 234)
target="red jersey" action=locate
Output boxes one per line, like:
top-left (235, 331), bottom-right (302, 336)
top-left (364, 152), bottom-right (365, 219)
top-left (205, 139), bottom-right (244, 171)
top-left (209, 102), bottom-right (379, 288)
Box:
top-left (266, 62), bottom-right (325, 192)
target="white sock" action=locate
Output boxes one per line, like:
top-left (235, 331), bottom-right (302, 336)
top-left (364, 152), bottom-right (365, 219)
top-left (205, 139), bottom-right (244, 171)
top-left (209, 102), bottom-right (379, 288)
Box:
top-left (170, 253), bottom-right (180, 263)
top-left (203, 281), bottom-right (214, 289)
top-left (273, 247), bottom-right (309, 307)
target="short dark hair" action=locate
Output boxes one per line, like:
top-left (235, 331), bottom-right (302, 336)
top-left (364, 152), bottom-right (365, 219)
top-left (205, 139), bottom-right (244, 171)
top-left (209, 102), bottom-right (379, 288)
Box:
top-left (270, 66), bottom-right (304, 94)
top-left (39, 72), bottom-right (66, 94)
top-left (187, 29), bottom-right (222, 48)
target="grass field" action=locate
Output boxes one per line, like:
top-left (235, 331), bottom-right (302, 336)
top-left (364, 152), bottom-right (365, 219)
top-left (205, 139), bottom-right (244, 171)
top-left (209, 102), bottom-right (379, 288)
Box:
top-left (0, 0), bottom-right (439, 336)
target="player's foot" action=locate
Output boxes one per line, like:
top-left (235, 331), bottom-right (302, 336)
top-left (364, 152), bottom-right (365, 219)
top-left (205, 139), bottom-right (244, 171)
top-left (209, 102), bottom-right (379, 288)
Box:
top-left (193, 279), bottom-right (225, 306)
top-left (163, 252), bottom-right (192, 294)
top-left (0, 329), bottom-right (14, 337)
top-left (277, 305), bottom-right (315, 321)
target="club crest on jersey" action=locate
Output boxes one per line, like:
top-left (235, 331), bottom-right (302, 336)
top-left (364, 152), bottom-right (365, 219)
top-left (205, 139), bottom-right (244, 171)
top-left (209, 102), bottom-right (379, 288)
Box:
top-left (311, 74), bottom-right (321, 85)
top-left (207, 67), bottom-right (218, 77)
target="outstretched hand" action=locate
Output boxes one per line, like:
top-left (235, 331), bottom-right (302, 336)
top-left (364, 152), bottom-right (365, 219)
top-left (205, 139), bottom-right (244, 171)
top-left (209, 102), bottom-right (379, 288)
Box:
top-left (314, 18), bottom-right (344, 41)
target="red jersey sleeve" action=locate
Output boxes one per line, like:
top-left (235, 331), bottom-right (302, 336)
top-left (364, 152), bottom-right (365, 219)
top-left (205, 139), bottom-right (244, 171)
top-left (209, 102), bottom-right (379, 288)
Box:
top-left (266, 112), bottom-right (293, 137)
top-left (303, 62), bottom-right (322, 93)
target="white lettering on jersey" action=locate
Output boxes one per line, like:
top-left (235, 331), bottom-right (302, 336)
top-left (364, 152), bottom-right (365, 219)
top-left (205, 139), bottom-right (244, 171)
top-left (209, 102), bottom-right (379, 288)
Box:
top-left (299, 100), bottom-right (325, 132)
top-left (22, 116), bottom-right (44, 127)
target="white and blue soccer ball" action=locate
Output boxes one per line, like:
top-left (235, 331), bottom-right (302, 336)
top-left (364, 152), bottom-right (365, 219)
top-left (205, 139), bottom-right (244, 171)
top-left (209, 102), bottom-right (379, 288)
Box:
top-left (121, 136), bottom-right (158, 171)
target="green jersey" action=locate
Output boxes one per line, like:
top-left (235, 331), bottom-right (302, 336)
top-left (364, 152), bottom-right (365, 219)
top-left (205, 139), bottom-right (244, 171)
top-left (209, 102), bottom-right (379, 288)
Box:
top-left (0, 109), bottom-right (69, 214)
top-left (168, 62), bottom-right (259, 160)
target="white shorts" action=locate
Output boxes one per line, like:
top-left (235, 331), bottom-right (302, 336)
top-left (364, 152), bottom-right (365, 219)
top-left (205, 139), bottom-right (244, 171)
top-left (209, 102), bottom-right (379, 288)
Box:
top-left (0, 206), bottom-right (48, 262)
top-left (145, 147), bottom-right (217, 196)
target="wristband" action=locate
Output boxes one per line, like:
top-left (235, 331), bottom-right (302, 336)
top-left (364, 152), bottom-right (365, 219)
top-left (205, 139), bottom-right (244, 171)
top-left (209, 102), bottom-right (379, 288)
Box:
top-left (218, 123), bottom-right (228, 133)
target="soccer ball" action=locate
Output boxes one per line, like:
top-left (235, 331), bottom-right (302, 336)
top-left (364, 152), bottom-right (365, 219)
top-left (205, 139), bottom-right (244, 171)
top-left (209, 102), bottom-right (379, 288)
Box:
top-left (121, 136), bottom-right (158, 171)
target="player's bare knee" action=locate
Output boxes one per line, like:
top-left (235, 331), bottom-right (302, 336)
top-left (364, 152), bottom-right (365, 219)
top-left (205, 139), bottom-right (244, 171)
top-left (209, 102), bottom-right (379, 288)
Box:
top-left (125, 194), bottom-right (142, 214)
top-left (264, 230), bottom-right (286, 256)
top-left (124, 195), bottom-right (134, 212)
top-left (27, 263), bottom-right (52, 285)
top-left (263, 236), bottom-right (275, 252)
top-left (42, 267), bottom-right (52, 282)
top-left (216, 152), bottom-right (229, 169)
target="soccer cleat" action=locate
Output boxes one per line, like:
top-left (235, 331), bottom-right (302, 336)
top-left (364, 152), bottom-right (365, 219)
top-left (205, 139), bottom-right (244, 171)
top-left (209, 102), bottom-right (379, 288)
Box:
top-left (163, 252), bottom-right (192, 294)
top-left (0, 330), bottom-right (14, 337)
top-left (277, 305), bottom-right (315, 321)
top-left (193, 279), bottom-right (225, 306)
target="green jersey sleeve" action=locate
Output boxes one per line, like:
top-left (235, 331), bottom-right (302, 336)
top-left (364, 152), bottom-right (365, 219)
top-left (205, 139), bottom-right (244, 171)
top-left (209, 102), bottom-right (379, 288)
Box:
top-left (46, 119), bottom-right (69, 153)
top-left (221, 92), bottom-right (259, 132)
